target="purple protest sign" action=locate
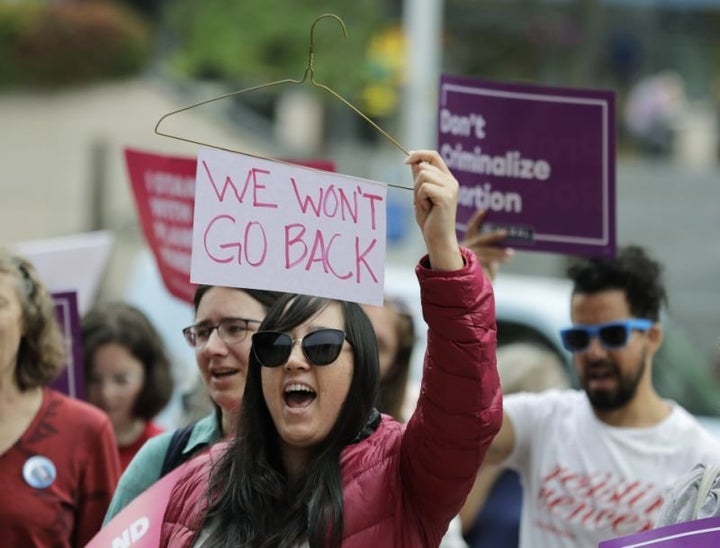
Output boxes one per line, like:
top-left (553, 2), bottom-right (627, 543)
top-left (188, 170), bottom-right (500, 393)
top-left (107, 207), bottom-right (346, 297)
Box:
top-left (599, 516), bottom-right (720, 547)
top-left (438, 74), bottom-right (616, 257)
top-left (50, 291), bottom-right (85, 400)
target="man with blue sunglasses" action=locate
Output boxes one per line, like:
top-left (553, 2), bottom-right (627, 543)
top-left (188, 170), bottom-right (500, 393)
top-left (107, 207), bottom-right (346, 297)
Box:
top-left (479, 245), bottom-right (720, 548)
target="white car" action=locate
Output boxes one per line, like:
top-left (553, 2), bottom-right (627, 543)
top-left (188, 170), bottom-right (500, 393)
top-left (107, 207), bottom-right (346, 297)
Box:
top-left (384, 264), bottom-right (573, 382)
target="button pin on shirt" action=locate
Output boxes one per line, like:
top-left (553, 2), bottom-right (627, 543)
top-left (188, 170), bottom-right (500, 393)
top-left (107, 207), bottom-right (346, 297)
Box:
top-left (23, 455), bottom-right (56, 489)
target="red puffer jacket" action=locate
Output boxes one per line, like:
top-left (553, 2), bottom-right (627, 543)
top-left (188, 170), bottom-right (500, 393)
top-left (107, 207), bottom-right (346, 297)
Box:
top-left (161, 247), bottom-right (502, 547)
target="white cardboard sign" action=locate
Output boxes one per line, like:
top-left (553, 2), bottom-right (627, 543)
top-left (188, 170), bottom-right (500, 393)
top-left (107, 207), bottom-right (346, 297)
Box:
top-left (190, 148), bottom-right (387, 306)
top-left (14, 230), bottom-right (114, 314)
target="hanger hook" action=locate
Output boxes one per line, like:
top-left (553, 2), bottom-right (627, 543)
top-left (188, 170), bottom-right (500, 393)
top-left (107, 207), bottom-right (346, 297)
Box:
top-left (308, 14), bottom-right (347, 73)
top-left (154, 11), bottom-right (411, 171)
top-left (306, 12), bottom-right (409, 157)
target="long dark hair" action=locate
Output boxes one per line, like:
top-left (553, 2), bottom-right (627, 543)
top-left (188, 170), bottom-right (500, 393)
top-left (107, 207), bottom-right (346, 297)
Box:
top-left (200, 294), bottom-right (379, 548)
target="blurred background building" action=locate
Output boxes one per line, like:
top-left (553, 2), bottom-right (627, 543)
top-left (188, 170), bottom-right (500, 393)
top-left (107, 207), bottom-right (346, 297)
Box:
top-left (2, 0), bottom-right (719, 372)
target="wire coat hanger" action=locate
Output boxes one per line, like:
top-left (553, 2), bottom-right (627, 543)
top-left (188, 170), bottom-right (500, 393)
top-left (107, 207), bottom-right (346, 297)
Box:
top-left (154, 13), bottom-right (412, 189)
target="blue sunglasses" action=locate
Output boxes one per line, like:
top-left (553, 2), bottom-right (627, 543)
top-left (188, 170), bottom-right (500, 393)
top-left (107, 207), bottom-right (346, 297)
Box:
top-left (560, 318), bottom-right (653, 353)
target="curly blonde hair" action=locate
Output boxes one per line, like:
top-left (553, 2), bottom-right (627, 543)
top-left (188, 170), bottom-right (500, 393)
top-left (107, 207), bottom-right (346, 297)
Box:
top-left (0, 247), bottom-right (66, 390)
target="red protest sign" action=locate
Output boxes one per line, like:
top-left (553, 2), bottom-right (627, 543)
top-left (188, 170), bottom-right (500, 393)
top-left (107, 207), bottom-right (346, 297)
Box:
top-left (124, 149), bottom-right (335, 304)
top-left (125, 149), bottom-right (197, 303)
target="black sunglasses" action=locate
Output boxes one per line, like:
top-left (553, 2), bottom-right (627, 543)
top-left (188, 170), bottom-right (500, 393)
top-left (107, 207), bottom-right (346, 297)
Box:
top-left (252, 328), bottom-right (348, 368)
top-left (560, 318), bottom-right (653, 353)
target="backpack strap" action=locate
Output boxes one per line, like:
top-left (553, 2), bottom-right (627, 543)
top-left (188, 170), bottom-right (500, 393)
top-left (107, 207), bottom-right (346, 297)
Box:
top-left (692, 464), bottom-right (720, 520)
top-left (159, 421), bottom-right (198, 477)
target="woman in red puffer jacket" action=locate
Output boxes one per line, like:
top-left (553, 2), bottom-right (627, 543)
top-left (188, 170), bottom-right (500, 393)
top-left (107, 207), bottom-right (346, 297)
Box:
top-left (160, 150), bottom-right (502, 547)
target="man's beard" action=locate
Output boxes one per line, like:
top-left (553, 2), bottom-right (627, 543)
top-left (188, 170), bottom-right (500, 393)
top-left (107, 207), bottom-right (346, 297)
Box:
top-left (582, 351), bottom-right (646, 411)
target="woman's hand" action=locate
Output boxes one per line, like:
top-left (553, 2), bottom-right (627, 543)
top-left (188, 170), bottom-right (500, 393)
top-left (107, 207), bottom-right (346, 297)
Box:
top-left (406, 150), bottom-right (463, 271)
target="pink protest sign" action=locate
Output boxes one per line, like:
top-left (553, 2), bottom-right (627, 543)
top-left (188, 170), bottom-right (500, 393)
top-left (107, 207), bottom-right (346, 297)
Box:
top-left (191, 148), bottom-right (387, 306)
top-left (438, 74), bottom-right (616, 257)
top-left (124, 149), bottom-right (337, 304)
top-left (599, 516), bottom-right (720, 547)
top-left (85, 463), bottom-right (187, 547)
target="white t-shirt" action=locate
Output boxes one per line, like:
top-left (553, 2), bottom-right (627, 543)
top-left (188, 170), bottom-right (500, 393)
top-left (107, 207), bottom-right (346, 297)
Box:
top-left (504, 389), bottom-right (720, 548)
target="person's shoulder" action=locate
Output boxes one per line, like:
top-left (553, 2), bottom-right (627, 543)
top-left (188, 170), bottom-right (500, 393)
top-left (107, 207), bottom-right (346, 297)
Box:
top-left (131, 414), bottom-right (218, 471)
top-left (190, 411), bottom-right (223, 442)
top-left (342, 414), bottom-right (403, 466)
top-left (172, 440), bottom-right (228, 494)
top-left (666, 401), bottom-right (710, 429)
top-left (192, 439), bottom-right (229, 469)
top-left (105, 432), bottom-right (178, 524)
top-left (146, 421), bottom-right (164, 437)
top-left (505, 387), bottom-right (580, 407)
top-left (46, 388), bottom-right (112, 429)
top-left (132, 429), bottom-right (175, 463)
top-left (504, 389), bottom-right (585, 429)
top-left (376, 413), bottom-right (404, 437)
top-left (666, 402), bottom-right (720, 441)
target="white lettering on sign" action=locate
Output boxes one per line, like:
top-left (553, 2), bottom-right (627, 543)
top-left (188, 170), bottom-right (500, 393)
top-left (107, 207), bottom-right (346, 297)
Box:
top-left (111, 517), bottom-right (150, 547)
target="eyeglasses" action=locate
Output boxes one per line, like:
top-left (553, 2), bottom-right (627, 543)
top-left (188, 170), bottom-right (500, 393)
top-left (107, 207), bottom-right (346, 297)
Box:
top-left (252, 328), bottom-right (348, 368)
top-left (560, 318), bottom-right (653, 353)
top-left (182, 318), bottom-right (261, 348)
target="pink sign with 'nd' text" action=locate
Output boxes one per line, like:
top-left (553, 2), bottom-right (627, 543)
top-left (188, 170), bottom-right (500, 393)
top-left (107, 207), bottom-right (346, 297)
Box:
top-left (191, 148), bottom-right (387, 306)
top-left (85, 464), bottom-right (187, 547)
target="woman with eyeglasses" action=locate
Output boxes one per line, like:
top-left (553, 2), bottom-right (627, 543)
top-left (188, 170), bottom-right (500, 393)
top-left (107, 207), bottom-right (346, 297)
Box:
top-left (159, 150), bottom-right (503, 547)
top-left (0, 247), bottom-right (120, 547)
top-left (103, 286), bottom-right (282, 524)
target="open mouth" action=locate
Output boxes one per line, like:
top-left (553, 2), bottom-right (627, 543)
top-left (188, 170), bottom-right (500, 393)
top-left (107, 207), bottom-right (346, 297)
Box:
top-left (284, 384), bottom-right (317, 408)
top-left (211, 367), bottom-right (238, 379)
top-left (587, 365), bottom-right (615, 380)
top-left (588, 369), bottom-right (614, 380)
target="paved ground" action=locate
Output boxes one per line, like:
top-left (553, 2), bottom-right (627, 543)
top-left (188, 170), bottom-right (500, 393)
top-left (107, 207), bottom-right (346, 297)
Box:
top-left (2, 78), bottom-right (718, 363)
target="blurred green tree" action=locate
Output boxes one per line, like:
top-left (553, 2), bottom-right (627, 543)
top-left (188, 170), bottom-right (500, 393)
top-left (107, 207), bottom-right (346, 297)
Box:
top-left (0, 0), bottom-right (151, 89)
top-left (160, 2), bottom-right (386, 101)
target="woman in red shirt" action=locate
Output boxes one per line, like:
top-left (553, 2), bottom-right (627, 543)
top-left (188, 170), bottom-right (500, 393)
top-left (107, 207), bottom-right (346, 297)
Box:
top-left (82, 301), bottom-right (173, 469)
top-left (0, 248), bottom-right (120, 547)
